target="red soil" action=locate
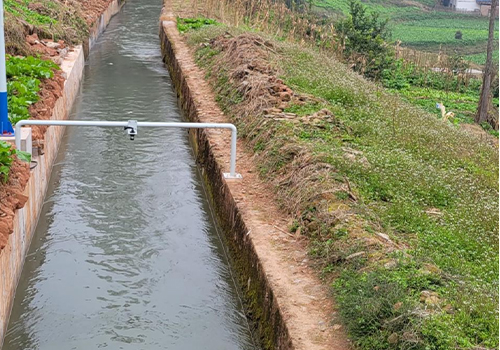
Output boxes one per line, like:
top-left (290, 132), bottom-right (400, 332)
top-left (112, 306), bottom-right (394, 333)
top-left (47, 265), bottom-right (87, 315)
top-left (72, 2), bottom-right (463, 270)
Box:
top-left (80, 0), bottom-right (117, 25)
top-left (28, 70), bottom-right (65, 142)
top-left (0, 159), bottom-right (30, 250)
top-left (0, 0), bottom-right (114, 251)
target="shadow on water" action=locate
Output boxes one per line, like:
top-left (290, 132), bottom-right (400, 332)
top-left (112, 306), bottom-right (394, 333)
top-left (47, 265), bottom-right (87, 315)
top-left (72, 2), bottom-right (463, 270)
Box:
top-left (3, 1), bottom-right (257, 349)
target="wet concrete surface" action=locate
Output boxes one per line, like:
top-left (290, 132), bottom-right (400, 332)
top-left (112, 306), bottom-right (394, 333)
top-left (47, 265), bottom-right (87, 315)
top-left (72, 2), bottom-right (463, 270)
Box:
top-left (3, 1), bottom-right (256, 349)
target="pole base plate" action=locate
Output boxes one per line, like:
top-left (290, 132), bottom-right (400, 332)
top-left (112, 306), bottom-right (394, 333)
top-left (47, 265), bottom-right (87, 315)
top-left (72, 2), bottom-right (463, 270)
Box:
top-left (223, 173), bottom-right (243, 179)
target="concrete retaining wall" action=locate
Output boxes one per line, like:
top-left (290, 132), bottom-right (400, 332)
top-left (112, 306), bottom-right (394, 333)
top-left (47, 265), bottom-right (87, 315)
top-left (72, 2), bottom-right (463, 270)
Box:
top-left (0, 1), bottom-right (122, 345)
top-left (87, 0), bottom-right (123, 53)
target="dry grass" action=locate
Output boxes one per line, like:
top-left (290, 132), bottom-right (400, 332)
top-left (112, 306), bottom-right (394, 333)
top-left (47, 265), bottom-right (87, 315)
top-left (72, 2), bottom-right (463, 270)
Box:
top-left (181, 0), bottom-right (339, 54)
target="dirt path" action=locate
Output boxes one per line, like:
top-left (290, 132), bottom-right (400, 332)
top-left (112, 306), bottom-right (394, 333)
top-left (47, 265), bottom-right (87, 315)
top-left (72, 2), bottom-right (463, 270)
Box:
top-left (161, 2), bottom-right (351, 349)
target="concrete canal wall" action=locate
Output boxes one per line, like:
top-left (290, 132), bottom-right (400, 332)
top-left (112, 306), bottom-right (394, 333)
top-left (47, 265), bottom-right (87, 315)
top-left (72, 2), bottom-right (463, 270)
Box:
top-left (159, 3), bottom-right (351, 349)
top-left (160, 13), bottom-right (293, 350)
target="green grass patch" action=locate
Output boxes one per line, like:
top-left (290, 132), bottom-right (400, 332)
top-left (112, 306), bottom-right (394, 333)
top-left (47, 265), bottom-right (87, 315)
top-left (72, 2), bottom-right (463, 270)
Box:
top-left (177, 17), bottom-right (219, 33)
top-left (466, 50), bottom-right (500, 65)
top-left (4, 0), bottom-right (88, 45)
top-left (4, 0), bottom-right (55, 26)
top-left (186, 25), bottom-right (498, 349)
top-left (393, 86), bottom-right (478, 123)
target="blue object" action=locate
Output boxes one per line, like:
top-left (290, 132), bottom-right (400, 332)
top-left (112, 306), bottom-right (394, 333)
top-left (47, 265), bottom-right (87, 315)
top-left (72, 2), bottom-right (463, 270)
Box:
top-left (0, 91), bottom-right (12, 135)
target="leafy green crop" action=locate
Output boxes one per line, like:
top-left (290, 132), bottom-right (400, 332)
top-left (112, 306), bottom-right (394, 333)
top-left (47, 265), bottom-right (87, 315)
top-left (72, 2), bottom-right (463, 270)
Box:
top-left (6, 55), bottom-right (59, 125)
top-left (0, 55), bottom-right (50, 181)
top-left (0, 140), bottom-right (30, 183)
top-left (315, 0), bottom-right (498, 64)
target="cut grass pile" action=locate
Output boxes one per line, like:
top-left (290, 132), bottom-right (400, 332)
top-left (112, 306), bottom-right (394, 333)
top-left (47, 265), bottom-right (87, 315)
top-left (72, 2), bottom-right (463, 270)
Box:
top-left (185, 23), bottom-right (499, 349)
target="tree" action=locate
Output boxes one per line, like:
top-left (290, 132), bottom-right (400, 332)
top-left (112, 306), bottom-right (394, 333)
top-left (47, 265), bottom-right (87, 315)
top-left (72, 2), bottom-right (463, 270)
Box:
top-left (476, 0), bottom-right (498, 125)
top-left (336, 0), bottom-right (393, 79)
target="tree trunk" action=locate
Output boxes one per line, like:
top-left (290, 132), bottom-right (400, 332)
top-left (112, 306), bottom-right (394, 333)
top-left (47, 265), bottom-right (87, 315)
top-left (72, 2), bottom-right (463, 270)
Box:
top-left (476, 0), bottom-right (498, 124)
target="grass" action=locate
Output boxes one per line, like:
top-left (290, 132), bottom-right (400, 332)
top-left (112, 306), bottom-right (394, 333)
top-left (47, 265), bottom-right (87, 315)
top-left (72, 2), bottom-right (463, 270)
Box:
top-left (394, 87), bottom-right (478, 121)
top-left (466, 49), bottom-right (500, 65)
top-left (185, 24), bottom-right (498, 350)
top-left (177, 17), bottom-right (219, 33)
top-left (314, 0), bottom-right (498, 64)
top-left (3, 0), bottom-right (88, 50)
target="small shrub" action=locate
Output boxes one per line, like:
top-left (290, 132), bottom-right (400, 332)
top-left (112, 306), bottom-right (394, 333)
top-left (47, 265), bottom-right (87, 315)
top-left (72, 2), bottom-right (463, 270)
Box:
top-left (335, 0), bottom-right (394, 79)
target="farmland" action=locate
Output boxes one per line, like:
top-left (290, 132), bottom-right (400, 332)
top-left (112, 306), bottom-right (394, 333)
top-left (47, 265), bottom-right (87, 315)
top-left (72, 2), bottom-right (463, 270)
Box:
top-left (314, 0), bottom-right (499, 64)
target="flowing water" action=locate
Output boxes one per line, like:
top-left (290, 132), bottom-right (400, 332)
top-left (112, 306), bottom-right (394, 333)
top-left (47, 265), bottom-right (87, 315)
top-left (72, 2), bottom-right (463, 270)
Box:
top-left (3, 1), bottom-right (256, 349)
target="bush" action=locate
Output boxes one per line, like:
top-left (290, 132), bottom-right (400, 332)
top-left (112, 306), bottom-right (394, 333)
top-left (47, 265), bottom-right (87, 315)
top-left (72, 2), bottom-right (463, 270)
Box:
top-left (335, 0), bottom-right (394, 79)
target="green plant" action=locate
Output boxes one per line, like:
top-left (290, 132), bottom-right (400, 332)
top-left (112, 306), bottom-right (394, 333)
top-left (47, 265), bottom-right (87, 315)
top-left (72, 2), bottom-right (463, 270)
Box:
top-left (4, 0), bottom-right (56, 26)
top-left (177, 17), bottom-right (219, 33)
top-left (5, 55), bottom-right (59, 125)
top-left (0, 140), bottom-right (30, 183)
top-left (187, 25), bottom-right (498, 349)
top-left (335, 0), bottom-right (394, 79)
top-left (4, 0), bottom-right (88, 46)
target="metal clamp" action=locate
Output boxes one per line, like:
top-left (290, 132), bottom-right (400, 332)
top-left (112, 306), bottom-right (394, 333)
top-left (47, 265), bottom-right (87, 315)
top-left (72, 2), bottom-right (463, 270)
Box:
top-left (124, 120), bottom-right (137, 140)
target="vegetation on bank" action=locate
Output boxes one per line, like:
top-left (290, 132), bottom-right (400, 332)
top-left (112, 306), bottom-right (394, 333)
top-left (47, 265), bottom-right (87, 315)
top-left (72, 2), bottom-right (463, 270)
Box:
top-left (188, 0), bottom-right (498, 134)
top-left (6, 55), bottom-right (59, 125)
top-left (183, 22), bottom-right (498, 350)
top-left (0, 140), bottom-right (30, 182)
top-left (177, 17), bottom-right (219, 33)
top-left (314, 0), bottom-right (499, 65)
top-left (0, 0), bottom-right (68, 178)
top-left (3, 0), bottom-right (88, 55)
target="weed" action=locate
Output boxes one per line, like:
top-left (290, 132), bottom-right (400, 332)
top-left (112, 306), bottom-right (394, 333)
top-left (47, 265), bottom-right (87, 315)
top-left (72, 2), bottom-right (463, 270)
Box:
top-left (177, 17), bottom-right (219, 33)
top-left (4, 0), bottom-right (88, 46)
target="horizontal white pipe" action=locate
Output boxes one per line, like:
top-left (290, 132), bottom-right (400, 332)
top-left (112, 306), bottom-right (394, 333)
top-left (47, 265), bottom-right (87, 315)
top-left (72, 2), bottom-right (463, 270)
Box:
top-left (15, 120), bottom-right (239, 177)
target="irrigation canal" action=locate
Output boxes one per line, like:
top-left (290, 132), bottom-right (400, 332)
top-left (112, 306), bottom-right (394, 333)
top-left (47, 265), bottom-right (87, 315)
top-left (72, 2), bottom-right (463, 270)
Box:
top-left (3, 1), bottom-right (256, 349)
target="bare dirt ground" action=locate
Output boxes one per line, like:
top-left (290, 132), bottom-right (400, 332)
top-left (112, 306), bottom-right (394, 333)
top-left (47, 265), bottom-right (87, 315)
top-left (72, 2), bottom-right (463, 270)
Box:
top-left (161, 2), bottom-right (352, 349)
top-left (79, 0), bottom-right (116, 25)
top-left (0, 159), bottom-right (29, 250)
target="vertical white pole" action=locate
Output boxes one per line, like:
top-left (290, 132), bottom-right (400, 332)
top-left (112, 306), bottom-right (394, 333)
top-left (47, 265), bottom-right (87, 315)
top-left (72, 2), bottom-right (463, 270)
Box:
top-left (0, 0), bottom-right (13, 135)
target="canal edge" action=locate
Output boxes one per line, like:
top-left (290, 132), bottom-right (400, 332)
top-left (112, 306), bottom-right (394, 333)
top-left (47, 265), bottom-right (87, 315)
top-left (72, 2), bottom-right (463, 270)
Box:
top-left (159, 4), bottom-right (352, 350)
top-left (0, 1), bottom-right (123, 345)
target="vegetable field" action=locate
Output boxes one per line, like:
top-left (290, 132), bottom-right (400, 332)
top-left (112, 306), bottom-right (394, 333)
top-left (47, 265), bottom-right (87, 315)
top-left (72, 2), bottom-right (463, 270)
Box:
top-left (314, 0), bottom-right (499, 64)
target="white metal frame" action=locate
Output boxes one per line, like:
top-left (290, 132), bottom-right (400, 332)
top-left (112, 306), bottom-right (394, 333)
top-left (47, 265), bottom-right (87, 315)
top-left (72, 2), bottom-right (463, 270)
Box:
top-left (15, 120), bottom-right (242, 179)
